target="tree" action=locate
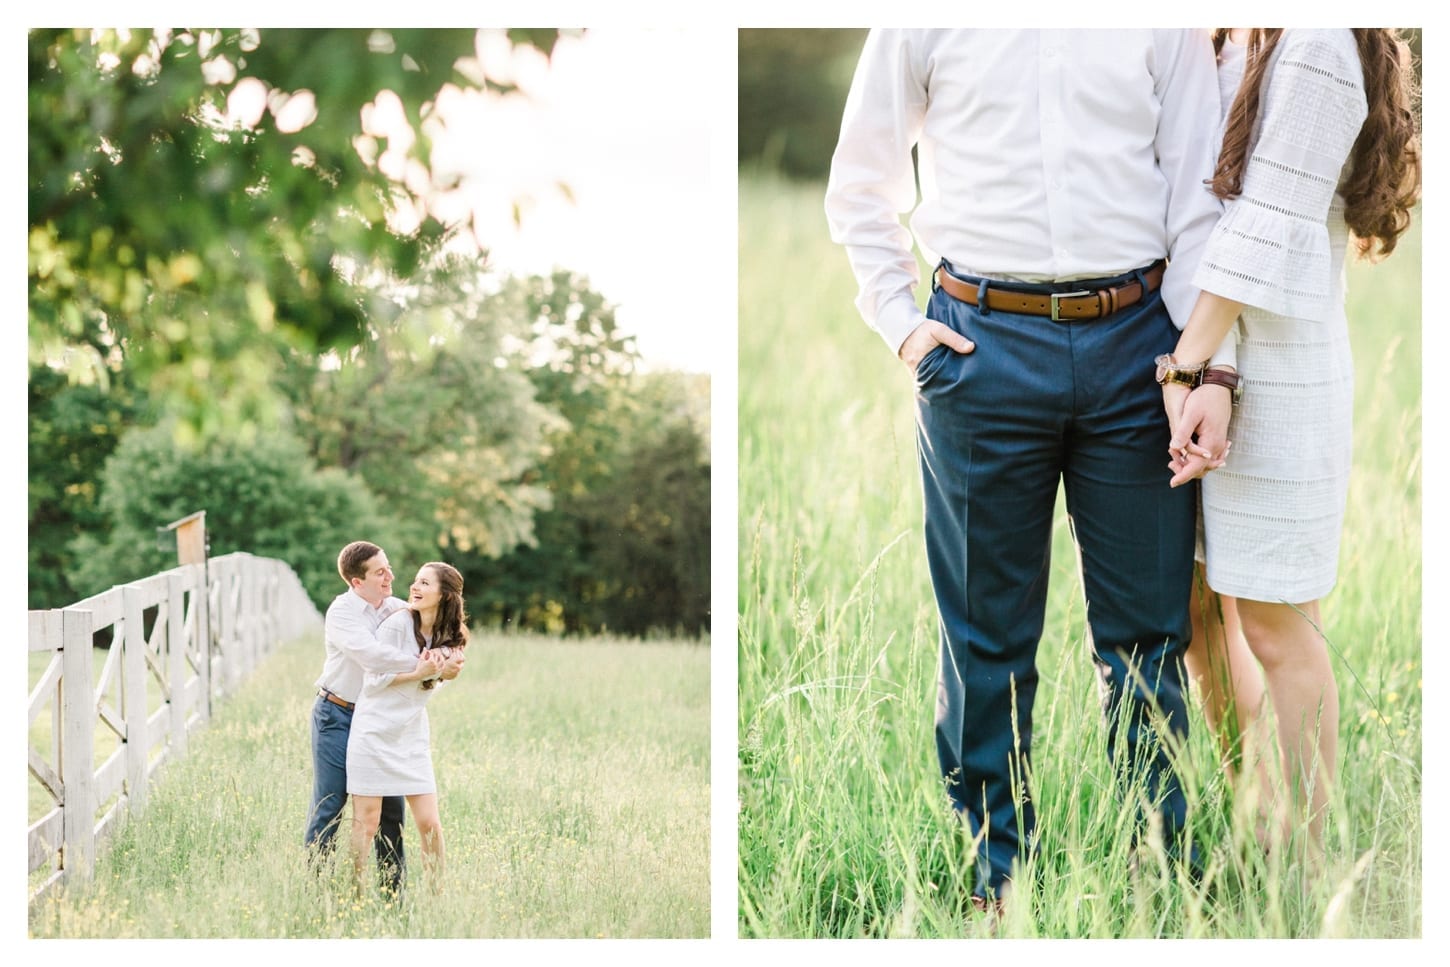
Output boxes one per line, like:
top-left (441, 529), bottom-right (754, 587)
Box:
top-left (69, 423), bottom-right (403, 609)
top-left (738, 29), bottom-right (866, 180)
top-left (458, 271), bottom-right (639, 631)
top-left (27, 365), bottom-right (153, 608)
top-left (460, 272), bottom-right (710, 637)
top-left (28, 27), bottom-right (564, 434)
top-left (587, 377), bottom-right (711, 636)
top-left (279, 256), bottom-right (562, 571)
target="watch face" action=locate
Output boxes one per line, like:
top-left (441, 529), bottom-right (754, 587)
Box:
top-left (1153, 354), bottom-right (1181, 386)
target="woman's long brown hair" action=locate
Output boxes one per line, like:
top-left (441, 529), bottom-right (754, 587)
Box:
top-left (1209, 28), bottom-right (1421, 259)
top-left (409, 562), bottom-right (470, 689)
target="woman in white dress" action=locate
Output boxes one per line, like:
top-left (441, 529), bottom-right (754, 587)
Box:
top-left (348, 562), bottom-right (471, 894)
top-left (1158, 28), bottom-right (1419, 859)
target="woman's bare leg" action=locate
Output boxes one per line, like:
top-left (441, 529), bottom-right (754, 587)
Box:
top-left (1184, 569), bottom-right (1277, 846)
top-left (407, 793), bottom-right (445, 893)
top-left (350, 795), bottom-right (383, 896)
top-left (1236, 597), bottom-right (1338, 863)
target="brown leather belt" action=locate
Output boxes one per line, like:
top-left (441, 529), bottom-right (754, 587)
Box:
top-left (318, 688), bottom-right (355, 711)
top-left (934, 260), bottom-right (1166, 321)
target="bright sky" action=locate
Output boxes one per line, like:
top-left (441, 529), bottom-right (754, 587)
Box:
top-left (423, 27), bottom-right (726, 374)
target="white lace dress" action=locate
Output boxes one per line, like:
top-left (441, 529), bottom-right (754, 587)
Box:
top-left (1194, 29), bottom-right (1366, 603)
top-left (346, 609), bottom-right (447, 796)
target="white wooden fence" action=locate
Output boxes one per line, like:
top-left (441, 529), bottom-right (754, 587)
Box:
top-left (26, 552), bottom-right (322, 904)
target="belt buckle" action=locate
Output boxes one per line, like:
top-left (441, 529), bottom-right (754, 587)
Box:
top-left (1049, 290), bottom-right (1092, 322)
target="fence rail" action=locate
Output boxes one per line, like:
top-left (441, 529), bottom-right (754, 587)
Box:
top-left (26, 552), bottom-right (321, 904)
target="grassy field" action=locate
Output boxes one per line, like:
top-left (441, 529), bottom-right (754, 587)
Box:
top-left (29, 631), bottom-right (709, 938)
top-left (737, 172), bottom-right (1422, 939)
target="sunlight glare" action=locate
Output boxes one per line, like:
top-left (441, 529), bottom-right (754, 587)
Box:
top-left (202, 56), bottom-right (237, 86)
top-left (271, 89), bottom-right (317, 134)
top-left (226, 77), bottom-right (267, 130)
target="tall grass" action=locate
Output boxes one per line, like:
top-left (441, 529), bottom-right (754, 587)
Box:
top-left (29, 632), bottom-right (710, 938)
top-left (737, 172), bottom-right (1422, 938)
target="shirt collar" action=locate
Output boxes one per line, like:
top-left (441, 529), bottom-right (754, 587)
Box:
top-left (339, 588), bottom-right (387, 614)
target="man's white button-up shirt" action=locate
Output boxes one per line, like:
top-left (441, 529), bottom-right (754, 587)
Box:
top-left (315, 591), bottom-right (415, 704)
top-left (825, 28), bottom-right (1230, 365)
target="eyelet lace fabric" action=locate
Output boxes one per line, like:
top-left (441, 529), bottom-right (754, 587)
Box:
top-left (1195, 30), bottom-right (1365, 602)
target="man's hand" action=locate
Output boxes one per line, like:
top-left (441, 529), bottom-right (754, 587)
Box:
top-left (438, 649), bottom-right (466, 681)
top-left (898, 319), bottom-right (975, 371)
top-left (399, 651), bottom-right (444, 683)
top-left (1167, 383), bottom-right (1234, 487)
top-left (1161, 381), bottom-right (1193, 443)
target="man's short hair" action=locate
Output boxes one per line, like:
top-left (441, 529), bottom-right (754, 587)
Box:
top-left (337, 541), bottom-right (383, 584)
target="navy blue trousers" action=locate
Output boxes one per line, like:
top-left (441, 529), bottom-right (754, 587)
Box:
top-left (915, 264), bottom-right (1197, 897)
top-left (304, 695), bottom-right (407, 893)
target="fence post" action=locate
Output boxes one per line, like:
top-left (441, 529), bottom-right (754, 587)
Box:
top-left (246, 557), bottom-right (261, 675)
top-left (259, 561), bottom-right (275, 657)
top-left (195, 563), bottom-right (213, 721)
top-left (222, 557), bottom-right (238, 696)
top-left (120, 585), bottom-right (149, 816)
top-left (167, 570), bottom-right (189, 757)
top-left (210, 556), bottom-right (228, 699)
top-left (60, 608), bottom-right (95, 882)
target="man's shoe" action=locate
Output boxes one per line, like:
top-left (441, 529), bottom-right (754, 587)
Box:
top-left (969, 894), bottom-right (1005, 916)
top-left (969, 893), bottom-right (1007, 935)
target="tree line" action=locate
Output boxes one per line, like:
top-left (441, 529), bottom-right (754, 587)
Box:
top-left (29, 29), bottom-right (708, 638)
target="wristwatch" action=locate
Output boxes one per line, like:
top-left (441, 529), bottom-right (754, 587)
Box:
top-left (1154, 353), bottom-right (1205, 388)
top-left (1200, 366), bottom-right (1243, 406)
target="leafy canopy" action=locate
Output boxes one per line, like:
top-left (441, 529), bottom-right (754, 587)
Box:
top-left (28, 27), bottom-right (562, 436)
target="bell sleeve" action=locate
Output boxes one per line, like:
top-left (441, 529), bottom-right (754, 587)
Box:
top-left (1192, 30), bottom-right (1368, 323)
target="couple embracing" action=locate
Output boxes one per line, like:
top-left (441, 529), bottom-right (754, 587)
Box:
top-left (303, 540), bottom-right (471, 897)
top-left (825, 27), bottom-right (1419, 915)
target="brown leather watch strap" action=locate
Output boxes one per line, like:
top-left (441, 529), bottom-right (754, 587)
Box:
top-left (1200, 367), bottom-right (1242, 404)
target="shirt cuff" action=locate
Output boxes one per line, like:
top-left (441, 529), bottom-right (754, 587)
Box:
top-left (876, 294), bottom-right (928, 357)
top-left (1207, 327), bottom-right (1238, 371)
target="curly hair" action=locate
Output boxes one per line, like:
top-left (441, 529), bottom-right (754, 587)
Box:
top-left (1209, 28), bottom-right (1421, 260)
top-left (409, 562), bottom-right (470, 689)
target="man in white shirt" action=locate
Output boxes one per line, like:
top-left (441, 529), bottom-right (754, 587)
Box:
top-left (304, 540), bottom-right (463, 896)
top-left (825, 29), bottom-right (1228, 912)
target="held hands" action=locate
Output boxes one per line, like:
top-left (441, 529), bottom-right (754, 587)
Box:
top-left (408, 651), bottom-right (445, 682)
top-left (899, 319), bottom-right (974, 371)
top-left (1164, 382), bottom-right (1234, 487)
top-left (437, 649), bottom-right (465, 681)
